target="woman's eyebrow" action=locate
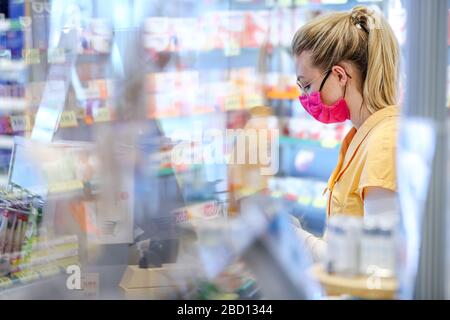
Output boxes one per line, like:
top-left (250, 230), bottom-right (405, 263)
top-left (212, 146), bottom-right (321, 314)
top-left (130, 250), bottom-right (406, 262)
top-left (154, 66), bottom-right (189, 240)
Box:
top-left (297, 75), bottom-right (305, 81)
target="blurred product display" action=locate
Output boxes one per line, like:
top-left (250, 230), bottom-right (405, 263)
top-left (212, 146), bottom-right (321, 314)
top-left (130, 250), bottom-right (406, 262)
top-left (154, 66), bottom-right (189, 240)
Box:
top-left (0, 0), bottom-right (446, 301)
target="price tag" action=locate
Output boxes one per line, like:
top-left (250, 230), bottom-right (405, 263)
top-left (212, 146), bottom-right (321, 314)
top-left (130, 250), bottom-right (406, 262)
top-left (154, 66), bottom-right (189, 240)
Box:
top-left (297, 195), bottom-right (312, 206)
top-left (10, 115), bottom-right (32, 132)
top-left (174, 208), bottom-right (189, 224)
top-left (244, 94), bottom-right (264, 109)
top-left (271, 191), bottom-right (283, 198)
top-left (224, 39), bottom-right (241, 57)
top-left (224, 94), bottom-right (241, 111)
top-left (81, 273), bottom-right (99, 299)
top-left (0, 277), bottom-right (13, 289)
top-left (321, 138), bottom-right (339, 149)
top-left (312, 197), bottom-right (327, 209)
top-left (202, 202), bottom-right (221, 219)
top-left (23, 48), bottom-right (40, 64)
top-left (173, 201), bottom-right (221, 224)
top-left (49, 180), bottom-right (84, 193)
top-left (59, 111), bottom-right (78, 128)
top-left (93, 107), bottom-right (111, 123)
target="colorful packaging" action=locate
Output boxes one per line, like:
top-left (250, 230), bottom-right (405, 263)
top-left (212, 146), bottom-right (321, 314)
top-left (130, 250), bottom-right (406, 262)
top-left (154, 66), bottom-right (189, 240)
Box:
top-left (242, 11), bottom-right (270, 48)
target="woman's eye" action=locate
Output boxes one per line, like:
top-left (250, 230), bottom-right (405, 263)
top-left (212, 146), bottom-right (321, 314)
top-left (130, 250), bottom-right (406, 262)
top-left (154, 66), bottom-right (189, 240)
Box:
top-left (304, 84), bottom-right (311, 92)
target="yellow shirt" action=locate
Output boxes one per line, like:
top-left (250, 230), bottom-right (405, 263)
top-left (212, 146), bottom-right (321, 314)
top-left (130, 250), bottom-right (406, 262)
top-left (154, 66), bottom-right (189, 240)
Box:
top-left (326, 106), bottom-right (400, 217)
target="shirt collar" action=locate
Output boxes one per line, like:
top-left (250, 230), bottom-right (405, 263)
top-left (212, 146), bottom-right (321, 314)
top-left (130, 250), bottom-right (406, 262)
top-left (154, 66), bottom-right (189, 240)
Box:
top-left (327, 106), bottom-right (400, 189)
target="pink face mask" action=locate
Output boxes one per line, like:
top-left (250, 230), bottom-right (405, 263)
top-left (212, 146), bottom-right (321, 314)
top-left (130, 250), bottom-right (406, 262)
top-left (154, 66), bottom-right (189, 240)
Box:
top-left (298, 71), bottom-right (350, 124)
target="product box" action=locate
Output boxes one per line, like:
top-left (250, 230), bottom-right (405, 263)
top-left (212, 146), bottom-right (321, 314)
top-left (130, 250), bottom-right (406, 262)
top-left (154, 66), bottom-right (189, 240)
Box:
top-left (172, 201), bottom-right (224, 225)
top-left (148, 92), bottom-right (198, 119)
top-left (147, 71), bottom-right (199, 94)
top-left (77, 19), bottom-right (112, 55)
top-left (202, 82), bottom-right (231, 112)
top-left (200, 12), bottom-right (222, 50)
top-left (89, 19), bottom-right (112, 54)
top-left (143, 33), bottom-right (172, 53)
top-left (147, 71), bottom-right (200, 117)
top-left (192, 84), bottom-right (217, 115)
top-left (144, 17), bottom-right (171, 35)
top-left (242, 11), bottom-right (270, 48)
top-left (217, 11), bottom-right (246, 51)
top-left (265, 72), bottom-right (298, 98)
top-left (171, 17), bottom-right (202, 51)
top-left (143, 15), bottom-right (170, 50)
top-left (146, 72), bottom-right (175, 93)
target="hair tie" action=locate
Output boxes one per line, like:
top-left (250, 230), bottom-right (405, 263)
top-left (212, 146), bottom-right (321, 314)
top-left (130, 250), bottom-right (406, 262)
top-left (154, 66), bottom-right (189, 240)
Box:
top-left (351, 9), bottom-right (371, 34)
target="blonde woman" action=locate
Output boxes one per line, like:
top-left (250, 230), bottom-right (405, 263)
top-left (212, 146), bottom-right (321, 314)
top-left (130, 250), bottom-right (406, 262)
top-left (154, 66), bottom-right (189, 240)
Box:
top-left (292, 6), bottom-right (400, 261)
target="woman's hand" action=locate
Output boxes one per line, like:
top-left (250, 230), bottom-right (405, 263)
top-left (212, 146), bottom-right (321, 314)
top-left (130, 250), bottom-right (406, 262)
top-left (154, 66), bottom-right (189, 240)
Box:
top-left (291, 217), bottom-right (327, 263)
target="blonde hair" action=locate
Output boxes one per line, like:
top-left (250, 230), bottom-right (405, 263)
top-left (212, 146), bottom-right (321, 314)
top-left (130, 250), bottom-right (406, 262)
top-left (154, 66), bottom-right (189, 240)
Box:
top-left (291, 6), bottom-right (399, 114)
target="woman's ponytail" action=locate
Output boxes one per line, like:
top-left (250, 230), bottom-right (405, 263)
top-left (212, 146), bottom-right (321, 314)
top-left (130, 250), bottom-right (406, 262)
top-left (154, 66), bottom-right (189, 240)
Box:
top-left (352, 6), bottom-right (400, 113)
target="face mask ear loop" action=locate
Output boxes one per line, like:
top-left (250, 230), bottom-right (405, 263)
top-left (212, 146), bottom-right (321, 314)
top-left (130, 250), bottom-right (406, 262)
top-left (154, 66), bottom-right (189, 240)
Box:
top-left (319, 70), bottom-right (332, 92)
top-left (342, 71), bottom-right (352, 99)
top-left (343, 82), bottom-right (348, 99)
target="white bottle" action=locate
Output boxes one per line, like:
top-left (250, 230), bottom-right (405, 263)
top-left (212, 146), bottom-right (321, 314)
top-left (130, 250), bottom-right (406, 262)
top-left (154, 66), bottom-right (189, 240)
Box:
top-left (326, 216), bottom-right (362, 277)
top-left (360, 214), bottom-right (398, 278)
top-left (360, 219), bottom-right (376, 275)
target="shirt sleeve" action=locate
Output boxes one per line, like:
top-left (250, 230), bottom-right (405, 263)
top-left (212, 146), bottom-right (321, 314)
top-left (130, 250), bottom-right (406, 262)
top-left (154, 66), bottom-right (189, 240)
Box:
top-left (358, 120), bottom-right (398, 200)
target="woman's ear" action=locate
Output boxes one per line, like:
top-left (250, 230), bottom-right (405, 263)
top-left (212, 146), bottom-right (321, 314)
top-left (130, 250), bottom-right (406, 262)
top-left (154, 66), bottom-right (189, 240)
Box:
top-left (331, 65), bottom-right (349, 85)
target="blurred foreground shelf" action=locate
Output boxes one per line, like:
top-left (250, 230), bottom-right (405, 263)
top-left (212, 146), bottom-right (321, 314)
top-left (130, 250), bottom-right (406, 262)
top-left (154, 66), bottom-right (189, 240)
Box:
top-left (311, 264), bottom-right (398, 300)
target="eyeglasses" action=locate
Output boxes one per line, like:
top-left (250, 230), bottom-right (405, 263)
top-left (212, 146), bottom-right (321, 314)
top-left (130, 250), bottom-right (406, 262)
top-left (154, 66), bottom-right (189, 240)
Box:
top-left (296, 70), bottom-right (331, 96)
top-left (296, 69), bottom-right (352, 96)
